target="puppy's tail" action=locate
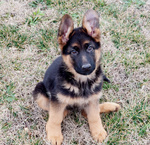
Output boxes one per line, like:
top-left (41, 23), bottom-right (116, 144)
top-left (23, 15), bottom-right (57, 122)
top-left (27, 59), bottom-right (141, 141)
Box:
top-left (33, 82), bottom-right (50, 111)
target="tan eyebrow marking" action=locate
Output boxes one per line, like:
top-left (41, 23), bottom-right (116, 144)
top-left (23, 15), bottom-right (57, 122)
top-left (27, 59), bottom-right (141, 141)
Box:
top-left (72, 43), bottom-right (80, 48)
top-left (83, 40), bottom-right (90, 45)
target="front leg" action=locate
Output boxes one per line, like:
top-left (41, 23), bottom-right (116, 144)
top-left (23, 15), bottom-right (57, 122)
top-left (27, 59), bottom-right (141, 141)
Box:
top-left (46, 102), bottom-right (66, 145)
top-left (84, 99), bottom-right (107, 143)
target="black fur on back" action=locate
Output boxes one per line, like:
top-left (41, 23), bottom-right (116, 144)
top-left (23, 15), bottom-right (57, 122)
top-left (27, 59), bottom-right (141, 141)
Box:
top-left (33, 82), bottom-right (49, 100)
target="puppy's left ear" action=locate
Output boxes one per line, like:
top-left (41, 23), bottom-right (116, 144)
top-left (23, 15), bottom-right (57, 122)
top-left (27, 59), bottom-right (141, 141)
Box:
top-left (58, 14), bottom-right (74, 50)
top-left (82, 9), bottom-right (100, 42)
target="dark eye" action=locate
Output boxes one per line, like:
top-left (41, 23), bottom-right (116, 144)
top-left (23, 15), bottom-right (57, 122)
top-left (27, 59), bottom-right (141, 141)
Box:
top-left (71, 49), bottom-right (78, 55)
top-left (87, 45), bottom-right (94, 52)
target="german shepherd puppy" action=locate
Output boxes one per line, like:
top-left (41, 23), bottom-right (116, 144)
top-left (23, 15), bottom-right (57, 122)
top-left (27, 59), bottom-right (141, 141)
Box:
top-left (33, 10), bottom-right (121, 145)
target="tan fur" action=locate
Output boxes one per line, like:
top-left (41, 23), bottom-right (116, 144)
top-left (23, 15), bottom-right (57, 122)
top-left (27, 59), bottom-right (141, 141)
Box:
top-left (36, 94), bottom-right (50, 111)
top-left (83, 40), bottom-right (91, 45)
top-left (82, 102), bottom-right (121, 118)
top-left (71, 43), bottom-right (80, 48)
top-left (58, 92), bottom-right (102, 106)
top-left (99, 102), bottom-right (121, 113)
top-left (36, 94), bottom-right (70, 118)
top-left (91, 75), bottom-right (103, 91)
top-left (63, 82), bottom-right (79, 94)
top-left (95, 48), bottom-right (101, 63)
top-left (62, 55), bottom-right (73, 69)
top-left (84, 99), bottom-right (107, 142)
top-left (72, 70), bottom-right (96, 82)
top-left (46, 102), bottom-right (67, 145)
top-left (63, 109), bottom-right (69, 118)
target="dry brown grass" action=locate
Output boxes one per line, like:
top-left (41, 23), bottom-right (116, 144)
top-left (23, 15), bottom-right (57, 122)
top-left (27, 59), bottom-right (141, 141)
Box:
top-left (0, 0), bottom-right (150, 145)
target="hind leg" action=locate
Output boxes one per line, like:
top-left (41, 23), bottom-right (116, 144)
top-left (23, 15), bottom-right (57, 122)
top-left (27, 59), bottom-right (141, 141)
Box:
top-left (99, 102), bottom-right (121, 113)
top-left (82, 102), bottom-right (121, 118)
top-left (33, 82), bottom-right (50, 111)
top-left (35, 93), bottom-right (69, 119)
top-left (36, 94), bottom-right (50, 111)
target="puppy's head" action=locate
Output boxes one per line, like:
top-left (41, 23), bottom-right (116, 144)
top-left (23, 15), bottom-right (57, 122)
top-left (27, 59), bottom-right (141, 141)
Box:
top-left (58, 10), bottom-right (101, 75)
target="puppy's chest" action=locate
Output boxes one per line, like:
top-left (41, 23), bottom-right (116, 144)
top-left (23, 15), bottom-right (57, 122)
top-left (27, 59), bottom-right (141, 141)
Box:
top-left (58, 75), bottom-right (103, 98)
top-left (57, 78), bottom-right (103, 105)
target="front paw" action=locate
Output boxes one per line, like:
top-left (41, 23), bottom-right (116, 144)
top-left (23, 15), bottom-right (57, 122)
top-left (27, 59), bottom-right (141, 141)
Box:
top-left (46, 123), bottom-right (63, 145)
top-left (92, 128), bottom-right (107, 143)
top-left (47, 131), bottom-right (63, 145)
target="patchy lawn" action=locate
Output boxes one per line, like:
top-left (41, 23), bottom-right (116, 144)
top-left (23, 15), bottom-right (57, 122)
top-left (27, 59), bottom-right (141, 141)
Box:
top-left (0, 0), bottom-right (149, 144)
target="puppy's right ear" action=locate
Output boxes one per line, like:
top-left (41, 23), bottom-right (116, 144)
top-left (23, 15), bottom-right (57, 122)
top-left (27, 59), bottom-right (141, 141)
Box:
top-left (58, 14), bottom-right (74, 50)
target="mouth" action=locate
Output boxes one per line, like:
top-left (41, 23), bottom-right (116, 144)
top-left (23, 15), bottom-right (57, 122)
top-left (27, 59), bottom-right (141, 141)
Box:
top-left (74, 67), bottom-right (95, 75)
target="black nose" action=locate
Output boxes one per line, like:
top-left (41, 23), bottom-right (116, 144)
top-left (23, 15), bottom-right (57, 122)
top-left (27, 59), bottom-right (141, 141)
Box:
top-left (82, 63), bottom-right (91, 71)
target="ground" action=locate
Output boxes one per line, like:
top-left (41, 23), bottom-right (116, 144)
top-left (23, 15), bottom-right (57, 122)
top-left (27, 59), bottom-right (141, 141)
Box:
top-left (0, 0), bottom-right (150, 145)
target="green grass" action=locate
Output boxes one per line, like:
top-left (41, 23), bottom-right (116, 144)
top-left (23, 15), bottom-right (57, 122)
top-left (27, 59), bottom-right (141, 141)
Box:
top-left (0, 25), bottom-right (28, 49)
top-left (0, 24), bottom-right (57, 50)
top-left (103, 82), bottom-right (119, 92)
top-left (37, 28), bottom-right (57, 50)
top-left (101, 98), bottom-right (149, 144)
top-left (122, 0), bottom-right (146, 7)
top-left (26, 9), bottom-right (45, 26)
top-left (0, 0), bottom-right (149, 144)
top-left (0, 82), bottom-right (17, 105)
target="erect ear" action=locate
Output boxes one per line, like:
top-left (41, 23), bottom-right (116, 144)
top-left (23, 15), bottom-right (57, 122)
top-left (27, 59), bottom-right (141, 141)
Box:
top-left (58, 14), bottom-right (74, 50)
top-left (82, 9), bottom-right (100, 42)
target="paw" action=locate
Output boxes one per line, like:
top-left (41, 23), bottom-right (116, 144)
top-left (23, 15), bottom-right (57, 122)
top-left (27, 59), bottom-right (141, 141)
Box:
top-left (46, 124), bottom-right (63, 145)
top-left (47, 133), bottom-right (63, 145)
top-left (92, 128), bottom-right (107, 143)
top-left (109, 103), bottom-right (121, 112)
top-left (100, 102), bottom-right (121, 113)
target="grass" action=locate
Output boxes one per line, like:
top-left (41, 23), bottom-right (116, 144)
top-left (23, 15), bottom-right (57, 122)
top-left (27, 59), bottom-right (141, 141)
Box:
top-left (0, 25), bottom-right (27, 49)
top-left (0, 0), bottom-right (150, 144)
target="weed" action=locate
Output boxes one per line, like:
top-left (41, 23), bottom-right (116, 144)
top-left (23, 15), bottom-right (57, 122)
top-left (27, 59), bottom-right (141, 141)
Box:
top-left (3, 82), bottom-right (17, 103)
top-left (103, 82), bottom-right (119, 92)
top-left (26, 9), bottom-right (44, 26)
